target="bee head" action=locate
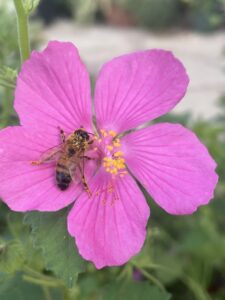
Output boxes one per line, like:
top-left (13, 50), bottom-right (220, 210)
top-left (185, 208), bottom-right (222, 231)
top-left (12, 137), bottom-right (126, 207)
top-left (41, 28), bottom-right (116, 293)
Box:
top-left (75, 129), bottom-right (90, 141)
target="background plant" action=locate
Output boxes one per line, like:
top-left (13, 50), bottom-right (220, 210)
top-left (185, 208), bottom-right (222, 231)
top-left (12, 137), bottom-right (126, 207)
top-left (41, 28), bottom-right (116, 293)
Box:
top-left (54, 0), bottom-right (225, 30)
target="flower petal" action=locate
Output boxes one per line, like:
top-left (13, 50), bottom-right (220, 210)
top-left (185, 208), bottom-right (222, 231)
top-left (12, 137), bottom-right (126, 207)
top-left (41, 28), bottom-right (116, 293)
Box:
top-left (122, 123), bottom-right (218, 215)
top-left (15, 41), bottom-right (92, 135)
top-left (94, 50), bottom-right (189, 133)
top-left (67, 171), bottom-right (150, 268)
top-left (0, 127), bottom-right (81, 211)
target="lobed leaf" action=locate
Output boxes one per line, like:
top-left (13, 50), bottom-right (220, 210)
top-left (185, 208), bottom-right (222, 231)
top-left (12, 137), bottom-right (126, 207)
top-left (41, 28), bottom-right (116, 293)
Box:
top-left (24, 207), bottom-right (86, 288)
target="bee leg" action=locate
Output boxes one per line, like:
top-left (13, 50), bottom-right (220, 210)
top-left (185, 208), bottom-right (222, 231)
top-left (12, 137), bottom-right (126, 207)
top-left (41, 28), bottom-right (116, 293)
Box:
top-left (88, 140), bottom-right (94, 145)
top-left (82, 176), bottom-right (92, 197)
top-left (79, 156), bottom-right (94, 160)
top-left (57, 126), bottom-right (66, 143)
top-left (31, 152), bottom-right (57, 165)
top-left (31, 148), bottom-right (61, 165)
top-left (78, 164), bottom-right (92, 197)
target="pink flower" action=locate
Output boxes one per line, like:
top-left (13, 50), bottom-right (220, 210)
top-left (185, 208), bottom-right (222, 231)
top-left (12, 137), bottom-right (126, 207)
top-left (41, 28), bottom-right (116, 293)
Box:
top-left (0, 41), bottom-right (218, 268)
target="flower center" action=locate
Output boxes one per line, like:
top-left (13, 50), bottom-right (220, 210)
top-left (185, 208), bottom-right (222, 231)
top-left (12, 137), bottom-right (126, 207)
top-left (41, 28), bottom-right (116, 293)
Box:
top-left (96, 129), bottom-right (127, 177)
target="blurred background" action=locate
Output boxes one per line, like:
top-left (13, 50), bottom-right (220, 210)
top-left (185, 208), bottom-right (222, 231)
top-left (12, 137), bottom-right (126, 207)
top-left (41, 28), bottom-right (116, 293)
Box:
top-left (0, 1), bottom-right (225, 299)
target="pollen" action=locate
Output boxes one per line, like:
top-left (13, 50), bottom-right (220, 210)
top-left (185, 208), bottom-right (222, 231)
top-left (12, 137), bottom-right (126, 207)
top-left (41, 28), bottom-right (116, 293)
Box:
top-left (113, 142), bottom-right (121, 148)
top-left (106, 145), bottom-right (114, 151)
top-left (100, 129), bottom-right (108, 137)
top-left (114, 151), bottom-right (123, 157)
top-left (113, 138), bottom-right (121, 147)
top-left (98, 130), bottom-right (127, 177)
top-left (109, 130), bottom-right (116, 137)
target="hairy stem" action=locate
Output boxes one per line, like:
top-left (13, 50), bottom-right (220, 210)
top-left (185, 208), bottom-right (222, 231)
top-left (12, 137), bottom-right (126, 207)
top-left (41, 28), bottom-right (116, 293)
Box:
top-left (13, 0), bottom-right (30, 64)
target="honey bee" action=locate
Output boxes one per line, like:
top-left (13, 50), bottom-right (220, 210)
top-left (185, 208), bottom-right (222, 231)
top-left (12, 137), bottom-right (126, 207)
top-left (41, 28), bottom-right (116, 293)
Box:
top-left (32, 127), bottom-right (95, 195)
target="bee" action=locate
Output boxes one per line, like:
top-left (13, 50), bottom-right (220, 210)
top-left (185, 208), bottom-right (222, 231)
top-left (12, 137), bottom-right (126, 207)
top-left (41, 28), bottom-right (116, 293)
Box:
top-left (32, 127), bottom-right (94, 195)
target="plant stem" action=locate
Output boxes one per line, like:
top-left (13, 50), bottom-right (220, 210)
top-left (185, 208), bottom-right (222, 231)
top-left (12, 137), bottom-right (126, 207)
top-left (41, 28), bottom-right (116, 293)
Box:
top-left (23, 268), bottom-right (70, 299)
top-left (131, 262), bottom-right (165, 292)
top-left (23, 265), bottom-right (66, 289)
top-left (42, 286), bottom-right (52, 300)
top-left (13, 0), bottom-right (30, 64)
top-left (23, 275), bottom-right (60, 288)
top-left (145, 263), bottom-right (211, 300)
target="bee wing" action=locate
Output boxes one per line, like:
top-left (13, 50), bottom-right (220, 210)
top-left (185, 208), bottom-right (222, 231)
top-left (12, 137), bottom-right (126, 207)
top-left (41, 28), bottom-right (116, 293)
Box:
top-left (67, 159), bottom-right (81, 184)
top-left (33, 144), bottom-right (63, 164)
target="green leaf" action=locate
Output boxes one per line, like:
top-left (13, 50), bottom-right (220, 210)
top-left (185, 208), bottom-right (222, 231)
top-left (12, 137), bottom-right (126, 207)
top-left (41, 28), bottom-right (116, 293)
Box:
top-left (0, 240), bottom-right (25, 274)
top-left (101, 281), bottom-right (171, 300)
top-left (0, 66), bottom-right (17, 89)
top-left (24, 208), bottom-right (86, 288)
top-left (0, 273), bottom-right (63, 300)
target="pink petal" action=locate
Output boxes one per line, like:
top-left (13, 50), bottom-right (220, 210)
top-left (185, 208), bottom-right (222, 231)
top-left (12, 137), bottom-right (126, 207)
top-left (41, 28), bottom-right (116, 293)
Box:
top-left (94, 50), bottom-right (189, 133)
top-left (67, 170), bottom-right (150, 268)
top-left (122, 123), bottom-right (218, 215)
top-left (0, 126), bottom-right (81, 211)
top-left (15, 41), bottom-right (92, 135)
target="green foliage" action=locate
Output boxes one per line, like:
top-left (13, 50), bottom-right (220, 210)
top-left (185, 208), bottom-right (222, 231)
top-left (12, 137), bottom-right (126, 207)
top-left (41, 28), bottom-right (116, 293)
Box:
top-left (120, 0), bottom-right (180, 29)
top-left (0, 3), bottom-right (20, 68)
top-left (0, 240), bottom-right (25, 274)
top-left (0, 273), bottom-right (63, 300)
top-left (68, 0), bottom-right (99, 23)
top-left (24, 208), bottom-right (87, 288)
top-left (66, 0), bottom-right (225, 30)
top-left (183, 0), bottom-right (225, 31)
top-left (101, 281), bottom-right (171, 300)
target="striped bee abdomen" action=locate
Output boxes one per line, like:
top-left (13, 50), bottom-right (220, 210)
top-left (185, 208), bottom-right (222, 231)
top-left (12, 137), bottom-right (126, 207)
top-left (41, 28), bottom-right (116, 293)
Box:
top-left (56, 163), bottom-right (72, 191)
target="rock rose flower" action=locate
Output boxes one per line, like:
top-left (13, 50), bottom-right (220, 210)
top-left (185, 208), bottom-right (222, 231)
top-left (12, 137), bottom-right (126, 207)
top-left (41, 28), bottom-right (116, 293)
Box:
top-left (0, 41), bottom-right (218, 268)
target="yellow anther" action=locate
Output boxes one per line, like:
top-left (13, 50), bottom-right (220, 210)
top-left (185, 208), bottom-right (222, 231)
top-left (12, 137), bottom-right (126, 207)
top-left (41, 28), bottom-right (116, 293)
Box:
top-left (114, 151), bottom-right (123, 157)
top-left (100, 129), bottom-right (108, 137)
top-left (117, 164), bottom-right (125, 169)
top-left (113, 138), bottom-right (121, 147)
top-left (111, 169), bottom-right (118, 175)
top-left (98, 139), bottom-right (102, 143)
top-left (93, 147), bottom-right (98, 151)
top-left (103, 157), bottom-right (110, 161)
top-left (100, 130), bottom-right (127, 177)
top-left (103, 162), bottom-right (111, 168)
top-left (106, 145), bottom-right (113, 151)
top-left (113, 142), bottom-right (121, 148)
top-left (109, 130), bottom-right (116, 137)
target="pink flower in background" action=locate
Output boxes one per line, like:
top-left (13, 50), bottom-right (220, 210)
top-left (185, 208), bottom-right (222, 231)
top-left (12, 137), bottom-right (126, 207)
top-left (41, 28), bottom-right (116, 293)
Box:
top-left (0, 41), bottom-right (218, 268)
